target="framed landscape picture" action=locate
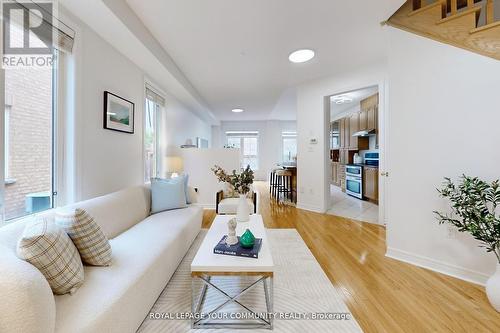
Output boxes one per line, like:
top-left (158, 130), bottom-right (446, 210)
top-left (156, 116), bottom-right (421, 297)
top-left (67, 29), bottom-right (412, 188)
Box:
top-left (103, 91), bottom-right (135, 134)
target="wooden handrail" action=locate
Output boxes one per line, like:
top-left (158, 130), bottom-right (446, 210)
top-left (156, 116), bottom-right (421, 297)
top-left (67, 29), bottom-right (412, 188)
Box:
top-left (486, 0), bottom-right (494, 24)
top-left (467, 0), bottom-right (474, 7)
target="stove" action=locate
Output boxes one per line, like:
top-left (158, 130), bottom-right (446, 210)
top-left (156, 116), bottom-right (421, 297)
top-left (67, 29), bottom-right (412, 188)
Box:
top-left (346, 153), bottom-right (379, 199)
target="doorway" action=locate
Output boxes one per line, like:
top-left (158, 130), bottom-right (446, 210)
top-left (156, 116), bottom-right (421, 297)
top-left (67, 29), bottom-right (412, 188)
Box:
top-left (326, 85), bottom-right (385, 225)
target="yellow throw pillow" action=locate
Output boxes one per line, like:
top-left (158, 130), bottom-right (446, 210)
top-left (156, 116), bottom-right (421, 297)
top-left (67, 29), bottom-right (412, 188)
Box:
top-left (55, 208), bottom-right (112, 266)
top-left (17, 217), bottom-right (84, 295)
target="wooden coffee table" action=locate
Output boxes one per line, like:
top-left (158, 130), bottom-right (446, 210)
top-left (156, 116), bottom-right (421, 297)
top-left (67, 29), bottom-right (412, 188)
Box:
top-left (191, 214), bottom-right (274, 329)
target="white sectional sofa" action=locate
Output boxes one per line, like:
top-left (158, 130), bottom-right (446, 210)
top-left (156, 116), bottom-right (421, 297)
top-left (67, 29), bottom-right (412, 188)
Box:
top-left (0, 185), bottom-right (202, 333)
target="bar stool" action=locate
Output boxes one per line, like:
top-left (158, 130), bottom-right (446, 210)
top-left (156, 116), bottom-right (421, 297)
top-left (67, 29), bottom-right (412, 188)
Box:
top-left (269, 170), bottom-right (276, 197)
top-left (275, 169), bottom-right (293, 202)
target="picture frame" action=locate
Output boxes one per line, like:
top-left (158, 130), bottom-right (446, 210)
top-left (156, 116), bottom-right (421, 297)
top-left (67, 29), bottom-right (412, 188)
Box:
top-left (103, 91), bottom-right (135, 134)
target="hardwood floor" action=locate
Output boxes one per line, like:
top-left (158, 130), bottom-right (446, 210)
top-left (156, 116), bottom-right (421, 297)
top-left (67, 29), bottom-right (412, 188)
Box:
top-left (202, 182), bottom-right (500, 333)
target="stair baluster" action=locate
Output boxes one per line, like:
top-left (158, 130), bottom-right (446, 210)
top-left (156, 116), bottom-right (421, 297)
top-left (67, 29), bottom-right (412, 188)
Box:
top-left (486, 0), bottom-right (494, 24)
top-left (451, 0), bottom-right (458, 14)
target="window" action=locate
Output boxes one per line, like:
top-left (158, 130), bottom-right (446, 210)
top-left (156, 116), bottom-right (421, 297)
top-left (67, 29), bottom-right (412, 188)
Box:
top-left (144, 86), bottom-right (165, 182)
top-left (3, 55), bottom-right (58, 221)
top-left (4, 106), bottom-right (10, 181)
top-left (226, 131), bottom-right (259, 170)
top-left (282, 131), bottom-right (297, 163)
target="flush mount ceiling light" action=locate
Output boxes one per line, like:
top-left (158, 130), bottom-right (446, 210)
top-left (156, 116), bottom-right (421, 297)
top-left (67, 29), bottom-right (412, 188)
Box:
top-left (288, 49), bottom-right (315, 63)
top-left (331, 95), bottom-right (353, 105)
top-left (231, 108), bottom-right (244, 113)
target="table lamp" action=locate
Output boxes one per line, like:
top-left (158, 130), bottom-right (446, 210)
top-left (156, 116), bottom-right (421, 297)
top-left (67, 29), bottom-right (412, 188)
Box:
top-left (165, 156), bottom-right (183, 178)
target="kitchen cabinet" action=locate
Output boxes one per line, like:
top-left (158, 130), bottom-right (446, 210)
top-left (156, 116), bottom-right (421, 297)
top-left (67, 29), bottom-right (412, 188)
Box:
top-left (331, 162), bottom-right (340, 186)
top-left (361, 93), bottom-right (378, 131)
top-left (363, 167), bottom-right (379, 203)
top-left (330, 121), bottom-right (340, 149)
top-left (340, 118), bottom-right (350, 149)
top-left (348, 113), bottom-right (358, 150)
top-left (340, 165), bottom-right (346, 192)
top-left (359, 109), bottom-right (368, 132)
top-left (367, 106), bottom-right (378, 131)
top-left (339, 149), bottom-right (350, 165)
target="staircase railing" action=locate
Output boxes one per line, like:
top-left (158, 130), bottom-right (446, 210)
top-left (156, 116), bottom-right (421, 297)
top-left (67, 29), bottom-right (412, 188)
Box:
top-left (411, 0), bottom-right (496, 27)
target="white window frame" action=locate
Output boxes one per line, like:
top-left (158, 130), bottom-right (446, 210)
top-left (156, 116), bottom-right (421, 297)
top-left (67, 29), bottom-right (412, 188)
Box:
top-left (144, 83), bottom-right (166, 182)
top-left (281, 131), bottom-right (297, 163)
top-left (226, 131), bottom-right (259, 170)
top-left (1, 50), bottom-right (59, 222)
top-left (4, 105), bottom-right (10, 181)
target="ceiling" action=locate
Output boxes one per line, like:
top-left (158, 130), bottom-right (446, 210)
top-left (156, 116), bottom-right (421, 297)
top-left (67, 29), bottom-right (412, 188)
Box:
top-left (124, 0), bottom-right (402, 121)
top-left (330, 86), bottom-right (379, 118)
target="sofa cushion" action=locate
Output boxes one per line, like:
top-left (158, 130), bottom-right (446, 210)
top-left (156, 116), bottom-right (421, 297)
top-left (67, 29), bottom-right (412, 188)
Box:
top-left (151, 177), bottom-right (188, 214)
top-left (65, 186), bottom-right (151, 239)
top-left (218, 197), bottom-right (255, 215)
top-left (0, 244), bottom-right (56, 333)
top-left (54, 206), bottom-right (203, 333)
top-left (17, 217), bottom-right (85, 295)
top-left (55, 208), bottom-right (112, 266)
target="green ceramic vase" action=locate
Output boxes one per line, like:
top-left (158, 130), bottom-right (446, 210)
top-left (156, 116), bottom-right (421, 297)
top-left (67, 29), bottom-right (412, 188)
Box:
top-left (240, 229), bottom-right (255, 248)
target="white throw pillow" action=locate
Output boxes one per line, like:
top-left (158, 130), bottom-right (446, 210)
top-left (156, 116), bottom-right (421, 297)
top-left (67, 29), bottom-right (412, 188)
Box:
top-left (55, 208), bottom-right (112, 266)
top-left (17, 217), bottom-right (84, 295)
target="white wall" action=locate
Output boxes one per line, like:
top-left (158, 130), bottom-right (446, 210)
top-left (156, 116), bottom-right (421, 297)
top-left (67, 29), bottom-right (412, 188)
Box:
top-left (66, 10), bottom-right (210, 201)
top-left (163, 96), bottom-right (211, 150)
top-left (385, 28), bottom-right (500, 284)
top-left (181, 149), bottom-right (240, 208)
top-left (212, 120), bottom-right (297, 180)
top-left (296, 64), bottom-right (387, 213)
top-left (78, 21), bottom-right (145, 200)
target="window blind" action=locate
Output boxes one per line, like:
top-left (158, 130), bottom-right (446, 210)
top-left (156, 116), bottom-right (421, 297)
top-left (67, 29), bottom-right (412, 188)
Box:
top-left (145, 86), bottom-right (166, 106)
top-left (226, 131), bottom-right (259, 137)
top-left (7, 0), bottom-right (76, 54)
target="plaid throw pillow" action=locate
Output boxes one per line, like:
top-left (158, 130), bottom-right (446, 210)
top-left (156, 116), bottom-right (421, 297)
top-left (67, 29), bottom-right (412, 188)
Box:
top-left (17, 217), bottom-right (84, 295)
top-left (55, 208), bottom-right (112, 266)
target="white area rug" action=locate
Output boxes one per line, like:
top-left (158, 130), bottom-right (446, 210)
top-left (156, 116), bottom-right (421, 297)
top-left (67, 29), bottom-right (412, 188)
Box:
top-left (138, 229), bottom-right (363, 332)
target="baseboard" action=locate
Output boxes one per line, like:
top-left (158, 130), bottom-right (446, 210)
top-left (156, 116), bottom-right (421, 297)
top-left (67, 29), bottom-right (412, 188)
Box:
top-left (296, 203), bottom-right (325, 214)
top-left (386, 247), bottom-right (489, 286)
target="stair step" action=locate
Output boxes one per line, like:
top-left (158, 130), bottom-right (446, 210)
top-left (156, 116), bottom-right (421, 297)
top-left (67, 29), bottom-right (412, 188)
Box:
top-left (387, 0), bottom-right (500, 61)
top-left (470, 20), bottom-right (500, 33)
top-left (466, 21), bottom-right (500, 59)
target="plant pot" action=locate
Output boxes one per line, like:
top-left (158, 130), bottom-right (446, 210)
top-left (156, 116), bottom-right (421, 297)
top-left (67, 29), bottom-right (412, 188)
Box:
top-left (236, 194), bottom-right (250, 223)
top-left (486, 263), bottom-right (500, 312)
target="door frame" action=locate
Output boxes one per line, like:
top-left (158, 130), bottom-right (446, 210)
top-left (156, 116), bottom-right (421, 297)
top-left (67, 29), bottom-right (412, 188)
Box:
top-left (0, 65), bottom-right (5, 224)
top-left (323, 81), bottom-right (388, 226)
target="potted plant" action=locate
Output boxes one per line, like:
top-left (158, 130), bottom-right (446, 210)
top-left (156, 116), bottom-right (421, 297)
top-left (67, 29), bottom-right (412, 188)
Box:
top-left (434, 176), bottom-right (500, 311)
top-left (212, 165), bottom-right (254, 222)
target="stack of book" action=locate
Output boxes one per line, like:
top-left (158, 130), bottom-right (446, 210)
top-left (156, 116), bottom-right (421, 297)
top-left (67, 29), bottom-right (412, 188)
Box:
top-left (214, 236), bottom-right (263, 259)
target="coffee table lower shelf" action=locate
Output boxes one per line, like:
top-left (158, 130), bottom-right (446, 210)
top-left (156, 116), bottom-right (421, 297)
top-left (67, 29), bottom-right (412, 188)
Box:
top-left (191, 271), bottom-right (274, 330)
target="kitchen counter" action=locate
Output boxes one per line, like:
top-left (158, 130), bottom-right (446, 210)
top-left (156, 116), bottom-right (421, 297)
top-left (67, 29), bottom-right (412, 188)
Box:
top-left (347, 163), bottom-right (379, 168)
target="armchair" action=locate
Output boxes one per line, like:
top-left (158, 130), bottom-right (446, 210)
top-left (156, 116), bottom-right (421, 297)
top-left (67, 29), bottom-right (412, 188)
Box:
top-left (216, 191), bottom-right (257, 215)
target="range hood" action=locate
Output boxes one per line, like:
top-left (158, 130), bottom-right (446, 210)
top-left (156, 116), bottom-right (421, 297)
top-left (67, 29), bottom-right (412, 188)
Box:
top-left (352, 129), bottom-right (376, 137)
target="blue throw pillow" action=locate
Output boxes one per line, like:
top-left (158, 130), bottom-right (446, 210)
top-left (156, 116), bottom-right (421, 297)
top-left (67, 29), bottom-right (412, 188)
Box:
top-left (151, 177), bottom-right (188, 214)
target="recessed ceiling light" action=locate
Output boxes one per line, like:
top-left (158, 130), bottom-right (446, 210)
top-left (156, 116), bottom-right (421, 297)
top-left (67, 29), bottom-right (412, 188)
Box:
top-left (232, 108), bottom-right (244, 113)
top-left (288, 49), bottom-right (315, 63)
top-left (331, 95), bottom-right (353, 105)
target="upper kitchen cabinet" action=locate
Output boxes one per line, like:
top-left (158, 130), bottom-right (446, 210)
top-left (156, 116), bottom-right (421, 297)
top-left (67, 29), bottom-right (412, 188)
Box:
top-left (360, 93), bottom-right (379, 132)
top-left (339, 117), bottom-right (350, 149)
top-left (330, 121), bottom-right (340, 149)
top-left (349, 113), bottom-right (359, 150)
top-left (349, 112), bottom-right (369, 151)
